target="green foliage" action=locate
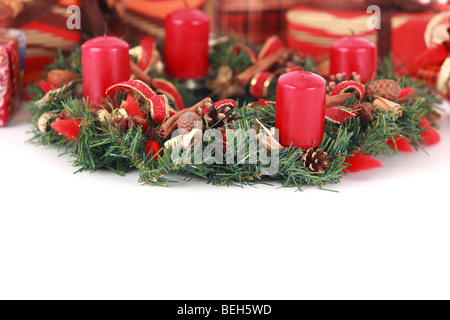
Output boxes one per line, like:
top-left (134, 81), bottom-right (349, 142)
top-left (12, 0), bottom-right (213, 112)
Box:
top-left (26, 45), bottom-right (442, 190)
top-left (47, 47), bottom-right (82, 76)
top-left (209, 37), bottom-right (254, 78)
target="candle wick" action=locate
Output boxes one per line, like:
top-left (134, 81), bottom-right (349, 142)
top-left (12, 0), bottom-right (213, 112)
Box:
top-left (302, 59), bottom-right (306, 79)
top-left (104, 22), bottom-right (108, 37)
top-left (349, 29), bottom-right (355, 36)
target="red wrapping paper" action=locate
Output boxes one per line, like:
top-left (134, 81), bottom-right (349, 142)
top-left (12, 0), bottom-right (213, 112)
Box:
top-left (0, 37), bottom-right (20, 108)
top-left (0, 46), bottom-right (13, 127)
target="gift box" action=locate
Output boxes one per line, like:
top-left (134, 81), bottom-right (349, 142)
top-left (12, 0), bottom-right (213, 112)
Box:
top-left (1, 28), bottom-right (25, 98)
top-left (0, 29), bottom-right (24, 127)
top-left (286, 5), bottom-right (436, 68)
top-left (0, 45), bottom-right (13, 127)
top-left (213, 0), bottom-right (299, 45)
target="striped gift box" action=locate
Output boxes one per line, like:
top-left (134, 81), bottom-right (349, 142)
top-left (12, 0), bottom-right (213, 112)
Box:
top-left (6, 0), bottom-right (208, 60)
top-left (287, 6), bottom-right (377, 58)
top-left (286, 5), bottom-right (435, 67)
top-left (0, 0), bottom-right (207, 86)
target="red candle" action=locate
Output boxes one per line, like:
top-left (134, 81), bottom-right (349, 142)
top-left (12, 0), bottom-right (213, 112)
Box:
top-left (82, 36), bottom-right (130, 108)
top-left (164, 8), bottom-right (210, 79)
top-left (330, 36), bottom-right (377, 83)
top-left (276, 71), bottom-right (326, 149)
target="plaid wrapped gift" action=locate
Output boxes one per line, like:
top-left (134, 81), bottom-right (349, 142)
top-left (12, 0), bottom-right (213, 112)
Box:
top-left (286, 5), bottom-right (436, 68)
top-left (213, 0), bottom-right (299, 45)
top-left (418, 64), bottom-right (441, 85)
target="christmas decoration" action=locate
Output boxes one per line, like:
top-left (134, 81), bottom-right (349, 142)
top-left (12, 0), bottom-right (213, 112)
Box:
top-left (214, 0), bottom-right (294, 45)
top-left (330, 36), bottom-right (377, 84)
top-left (366, 80), bottom-right (402, 100)
top-left (106, 80), bottom-right (176, 124)
top-left (164, 8), bottom-right (210, 79)
top-left (325, 93), bottom-right (354, 109)
top-left (37, 112), bottom-right (59, 133)
top-left (110, 115), bottom-right (147, 132)
top-left (325, 107), bottom-right (357, 124)
top-left (207, 99), bottom-right (237, 130)
top-left (276, 70), bottom-right (326, 149)
top-left (51, 118), bottom-right (81, 141)
top-left (373, 97), bottom-right (402, 120)
top-left (328, 72), bottom-right (361, 89)
top-left (0, 36), bottom-right (20, 116)
top-left (330, 81), bottom-right (365, 102)
top-left (158, 97), bottom-right (211, 139)
top-left (81, 36), bottom-right (130, 108)
top-left (419, 118), bottom-right (441, 145)
top-left (177, 112), bottom-right (203, 134)
top-left (25, 35), bottom-right (443, 190)
top-left (387, 135), bottom-right (414, 153)
top-left (207, 36), bottom-right (304, 102)
top-left (301, 148), bottom-right (331, 174)
top-left (106, 80), bottom-right (156, 101)
top-left (353, 102), bottom-right (375, 123)
top-left (0, 0), bottom-right (23, 18)
top-left (286, 3), bottom-right (436, 64)
top-left (0, 46), bottom-right (12, 127)
top-left (396, 11), bottom-right (450, 99)
top-left (0, 28), bottom-right (25, 128)
top-left (343, 154), bottom-right (383, 174)
top-left (47, 69), bottom-right (79, 88)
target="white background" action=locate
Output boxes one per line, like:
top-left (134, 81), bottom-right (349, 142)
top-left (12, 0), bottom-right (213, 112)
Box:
top-left (0, 103), bottom-right (449, 300)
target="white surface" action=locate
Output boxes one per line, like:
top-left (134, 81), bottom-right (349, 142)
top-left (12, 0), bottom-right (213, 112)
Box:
top-left (1, 104), bottom-right (450, 300)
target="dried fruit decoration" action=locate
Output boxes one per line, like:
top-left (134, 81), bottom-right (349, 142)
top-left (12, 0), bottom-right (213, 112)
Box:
top-left (177, 112), bottom-right (203, 134)
top-left (328, 72), bottom-right (365, 102)
top-left (205, 100), bottom-right (238, 130)
top-left (350, 102), bottom-right (375, 122)
top-left (110, 116), bottom-right (147, 132)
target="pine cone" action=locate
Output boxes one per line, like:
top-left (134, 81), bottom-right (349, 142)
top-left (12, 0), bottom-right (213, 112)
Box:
top-left (110, 116), bottom-right (147, 132)
top-left (177, 112), bottom-right (203, 134)
top-left (366, 79), bottom-right (401, 100)
top-left (204, 101), bottom-right (237, 130)
top-left (328, 72), bottom-right (361, 91)
top-left (301, 148), bottom-right (330, 173)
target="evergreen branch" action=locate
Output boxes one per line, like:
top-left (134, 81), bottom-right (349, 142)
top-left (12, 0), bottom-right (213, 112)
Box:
top-left (25, 45), bottom-right (444, 191)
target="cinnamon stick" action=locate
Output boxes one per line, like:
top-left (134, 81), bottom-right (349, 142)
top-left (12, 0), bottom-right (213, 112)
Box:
top-left (325, 93), bottom-right (354, 108)
top-left (158, 97), bottom-right (212, 139)
top-left (130, 59), bottom-right (155, 87)
top-left (235, 48), bottom-right (289, 86)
